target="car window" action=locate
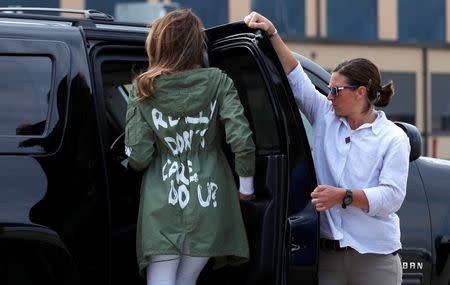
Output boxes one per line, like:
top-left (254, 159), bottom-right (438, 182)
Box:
top-left (101, 60), bottom-right (147, 137)
top-left (99, 51), bottom-right (282, 157)
top-left (0, 56), bottom-right (51, 136)
top-left (211, 48), bottom-right (281, 156)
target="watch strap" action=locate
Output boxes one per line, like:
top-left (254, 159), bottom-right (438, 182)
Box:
top-left (341, 189), bottom-right (353, 209)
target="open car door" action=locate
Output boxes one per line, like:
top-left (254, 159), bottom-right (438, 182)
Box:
top-left (204, 22), bottom-right (319, 285)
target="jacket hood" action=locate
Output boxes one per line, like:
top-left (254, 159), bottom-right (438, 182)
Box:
top-left (148, 67), bottom-right (224, 117)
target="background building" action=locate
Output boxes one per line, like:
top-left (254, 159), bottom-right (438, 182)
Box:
top-left (1, 0), bottom-right (449, 159)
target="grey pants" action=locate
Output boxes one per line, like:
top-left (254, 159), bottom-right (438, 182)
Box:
top-left (318, 248), bottom-right (402, 285)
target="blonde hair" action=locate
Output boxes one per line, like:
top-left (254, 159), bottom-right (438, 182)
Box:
top-left (136, 9), bottom-right (205, 100)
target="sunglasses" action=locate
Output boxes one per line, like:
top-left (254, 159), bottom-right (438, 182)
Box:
top-left (327, 85), bottom-right (359, 96)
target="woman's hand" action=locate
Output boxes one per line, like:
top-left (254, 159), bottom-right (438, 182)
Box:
top-left (239, 192), bottom-right (256, 201)
top-left (311, 185), bottom-right (345, 212)
top-left (244, 12), bottom-right (298, 74)
top-left (243, 11), bottom-right (276, 35)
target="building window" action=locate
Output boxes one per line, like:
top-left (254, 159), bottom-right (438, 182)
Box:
top-left (380, 72), bottom-right (416, 125)
top-left (176, 0), bottom-right (228, 27)
top-left (431, 73), bottom-right (450, 133)
top-left (398, 0), bottom-right (445, 43)
top-left (251, 0), bottom-right (305, 38)
top-left (87, 0), bottom-right (138, 18)
top-left (0, 56), bottom-right (51, 136)
top-left (0, 0), bottom-right (58, 8)
top-left (327, 0), bottom-right (377, 41)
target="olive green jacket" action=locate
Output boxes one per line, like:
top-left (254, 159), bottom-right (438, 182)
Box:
top-left (124, 67), bottom-right (255, 275)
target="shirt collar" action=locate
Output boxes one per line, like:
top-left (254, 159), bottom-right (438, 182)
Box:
top-left (339, 110), bottom-right (386, 135)
top-left (370, 110), bottom-right (386, 135)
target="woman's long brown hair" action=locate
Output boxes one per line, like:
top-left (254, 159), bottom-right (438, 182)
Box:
top-left (136, 9), bottom-right (205, 100)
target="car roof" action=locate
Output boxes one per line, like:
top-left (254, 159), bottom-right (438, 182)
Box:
top-left (0, 7), bottom-right (149, 32)
top-left (295, 52), bottom-right (331, 82)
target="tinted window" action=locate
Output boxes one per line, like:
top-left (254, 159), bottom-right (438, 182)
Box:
top-left (100, 60), bottom-right (147, 140)
top-left (0, 56), bottom-right (51, 136)
top-left (212, 48), bottom-right (281, 155)
top-left (100, 53), bottom-right (282, 156)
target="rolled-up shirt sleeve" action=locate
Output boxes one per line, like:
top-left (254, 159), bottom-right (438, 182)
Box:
top-left (363, 134), bottom-right (411, 217)
top-left (287, 61), bottom-right (330, 125)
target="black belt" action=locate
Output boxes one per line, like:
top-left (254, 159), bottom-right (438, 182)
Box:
top-left (319, 238), bottom-right (350, 251)
top-left (319, 239), bottom-right (399, 256)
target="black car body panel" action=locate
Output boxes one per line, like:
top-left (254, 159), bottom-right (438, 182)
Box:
top-left (415, 157), bottom-right (450, 282)
top-left (0, 9), bottom-right (448, 285)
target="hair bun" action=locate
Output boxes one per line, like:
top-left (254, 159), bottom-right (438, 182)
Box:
top-left (374, 81), bottom-right (394, 107)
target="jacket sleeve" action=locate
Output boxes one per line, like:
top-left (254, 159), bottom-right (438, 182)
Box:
top-left (125, 87), bottom-right (155, 171)
top-left (219, 74), bottom-right (256, 177)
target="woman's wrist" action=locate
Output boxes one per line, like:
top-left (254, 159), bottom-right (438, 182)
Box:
top-left (267, 29), bottom-right (278, 38)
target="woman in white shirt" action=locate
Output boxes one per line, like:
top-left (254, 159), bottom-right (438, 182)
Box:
top-left (244, 12), bottom-right (410, 285)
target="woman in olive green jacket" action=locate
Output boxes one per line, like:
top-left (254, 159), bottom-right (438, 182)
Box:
top-left (125, 9), bottom-right (256, 285)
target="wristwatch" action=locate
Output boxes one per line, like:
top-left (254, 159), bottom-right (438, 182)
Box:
top-left (341, 189), bottom-right (353, 209)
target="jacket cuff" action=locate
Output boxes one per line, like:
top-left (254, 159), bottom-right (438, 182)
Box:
top-left (235, 154), bottom-right (256, 177)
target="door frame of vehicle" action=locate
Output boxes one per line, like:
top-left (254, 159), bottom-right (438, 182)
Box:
top-left (207, 23), bottom-right (319, 284)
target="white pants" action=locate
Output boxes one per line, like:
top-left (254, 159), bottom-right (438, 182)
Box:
top-left (146, 254), bottom-right (209, 285)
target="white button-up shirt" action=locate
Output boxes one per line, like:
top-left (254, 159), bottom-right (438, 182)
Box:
top-left (288, 63), bottom-right (410, 254)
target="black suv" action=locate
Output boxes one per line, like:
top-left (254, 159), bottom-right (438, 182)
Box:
top-left (0, 7), bottom-right (449, 285)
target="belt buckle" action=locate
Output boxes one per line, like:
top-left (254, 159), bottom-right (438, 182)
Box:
top-left (320, 238), bottom-right (344, 251)
top-left (320, 238), bottom-right (329, 250)
top-left (321, 238), bottom-right (338, 250)
top-left (331, 240), bottom-right (339, 250)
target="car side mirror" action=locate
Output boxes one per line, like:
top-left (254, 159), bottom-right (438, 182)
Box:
top-left (394, 122), bottom-right (422, 162)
